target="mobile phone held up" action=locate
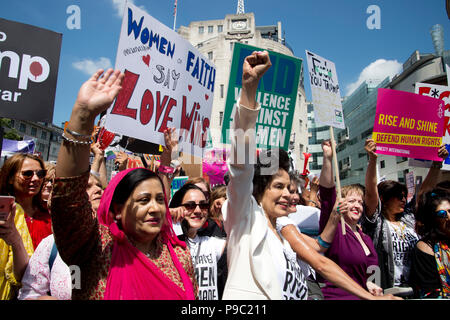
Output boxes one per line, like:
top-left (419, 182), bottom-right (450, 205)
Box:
top-left (0, 196), bottom-right (15, 221)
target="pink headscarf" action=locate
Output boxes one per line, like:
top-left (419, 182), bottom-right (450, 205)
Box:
top-left (97, 168), bottom-right (195, 300)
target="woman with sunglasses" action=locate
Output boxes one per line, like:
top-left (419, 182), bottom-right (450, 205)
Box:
top-left (169, 183), bottom-right (226, 300)
top-left (49, 69), bottom-right (196, 300)
top-left (362, 139), bottom-right (448, 295)
top-left (0, 153), bottom-right (51, 250)
top-left (0, 153), bottom-right (47, 299)
top-left (410, 188), bottom-right (450, 298)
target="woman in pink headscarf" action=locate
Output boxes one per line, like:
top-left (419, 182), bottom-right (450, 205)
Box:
top-left (49, 69), bottom-right (197, 300)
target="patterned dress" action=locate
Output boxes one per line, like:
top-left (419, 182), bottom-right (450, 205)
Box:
top-left (49, 172), bottom-right (197, 300)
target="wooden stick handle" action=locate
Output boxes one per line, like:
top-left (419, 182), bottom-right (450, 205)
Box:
top-left (329, 127), bottom-right (345, 235)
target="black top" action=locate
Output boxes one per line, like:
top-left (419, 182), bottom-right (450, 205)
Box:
top-left (409, 244), bottom-right (441, 298)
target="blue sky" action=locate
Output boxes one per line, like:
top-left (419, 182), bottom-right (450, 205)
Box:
top-left (1, 0), bottom-right (449, 127)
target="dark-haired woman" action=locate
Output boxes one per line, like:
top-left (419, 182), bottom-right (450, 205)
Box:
top-left (222, 51), bottom-right (399, 300)
top-left (410, 188), bottom-right (450, 298)
top-left (50, 69), bottom-right (196, 299)
top-left (362, 139), bottom-right (448, 293)
top-left (170, 183), bottom-right (226, 300)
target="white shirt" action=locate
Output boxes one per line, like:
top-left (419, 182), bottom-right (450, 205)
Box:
top-left (288, 205), bottom-right (321, 236)
top-left (266, 230), bottom-right (309, 300)
top-left (18, 234), bottom-right (72, 300)
top-left (186, 235), bottom-right (226, 300)
top-left (386, 221), bottom-right (419, 286)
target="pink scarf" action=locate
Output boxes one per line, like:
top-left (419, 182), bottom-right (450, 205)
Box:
top-left (97, 168), bottom-right (195, 300)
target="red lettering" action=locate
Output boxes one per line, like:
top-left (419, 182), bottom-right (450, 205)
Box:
top-left (140, 89), bottom-right (154, 125)
top-left (155, 91), bottom-right (168, 130)
top-left (439, 91), bottom-right (450, 112)
top-left (180, 96), bottom-right (197, 139)
top-left (444, 116), bottom-right (450, 137)
top-left (110, 69), bottom-right (138, 119)
top-left (417, 87), bottom-right (431, 96)
top-left (158, 98), bottom-right (176, 133)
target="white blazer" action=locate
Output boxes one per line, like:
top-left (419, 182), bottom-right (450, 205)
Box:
top-left (222, 102), bottom-right (284, 300)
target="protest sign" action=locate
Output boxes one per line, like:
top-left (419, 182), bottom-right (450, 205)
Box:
top-left (415, 82), bottom-right (450, 169)
top-left (105, 2), bottom-right (215, 158)
top-left (202, 148), bottom-right (229, 186)
top-left (372, 88), bottom-right (444, 161)
top-left (221, 43), bottom-right (302, 150)
top-left (1, 138), bottom-right (35, 158)
top-left (0, 18), bottom-right (62, 122)
top-left (305, 50), bottom-right (345, 129)
top-left (171, 176), bottom-right (189, 198)
top-left (405, 171), bottom-right (415, 202)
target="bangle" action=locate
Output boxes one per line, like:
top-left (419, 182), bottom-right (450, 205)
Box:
top-left (318, 235), bottom-right (332, 249)
top-left (64, 126), bottom-right (92, 140)
top-left (158, 165), bottom-right (174, 179)
top-left (90, 170), bottom-right (100, 178)
top-left (158, 165), bottom-right (175, 174)
top-left (62, 132), bottom-right (91, 145)
top-left (308, 200), bottom-right (318, 207)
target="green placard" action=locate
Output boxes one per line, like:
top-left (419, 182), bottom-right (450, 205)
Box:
top-left (221, 43), bottom-right (302, 150)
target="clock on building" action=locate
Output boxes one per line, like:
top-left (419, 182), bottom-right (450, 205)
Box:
top-left (232, 20), bottom-right (247, 30)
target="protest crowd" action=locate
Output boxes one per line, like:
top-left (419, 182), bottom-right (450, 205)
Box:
top-left (1, 49), bottom-right (450, 302)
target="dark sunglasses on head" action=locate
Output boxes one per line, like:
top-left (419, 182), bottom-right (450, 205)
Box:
top-left (21, 169), bottom-right (47, 179)
top-left (435, 209), bottom-right (449, 218)
top-left (182, 201), bottom-right (209, 211)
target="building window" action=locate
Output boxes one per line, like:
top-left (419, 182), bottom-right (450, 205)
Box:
top-left (230, 42), bottom-right (234, 51)
top-left (220, 84), bottom-right (224, 99)
top-left (218, 25), bottom-right (223, 33)
top-left (19, 123), bottom-right (26, 133)
top-left (208, 51), bottom-right (213, 60)
top-left (38, 143), bottom-right (45, 153)
top-left (198, 26), bottom-right (204, 34)
top-left (219, 112), bottom-right (224, 126)
top-left (208, 25), bottom-right (213, 33)
top-left (41, 131), bottom-right (47, 140)
top-left (197, 43), bottom-right (203, 48)
top-left (10, 119), bottom-right (14, 128)
top-left (380, 160), bottom-right (385, 169)
top-left (31, 127), bottom-right (37, 136)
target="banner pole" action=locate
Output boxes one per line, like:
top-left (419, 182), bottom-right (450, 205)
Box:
top-left (329, 126), bottom-right (345, 235)
top-left (173, 0), bottom-right (178, 31)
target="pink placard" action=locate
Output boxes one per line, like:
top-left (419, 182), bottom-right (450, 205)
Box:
top-left (372, 88), bottom-right (445, 161)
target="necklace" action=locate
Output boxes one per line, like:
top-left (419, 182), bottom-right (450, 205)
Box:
top-left (389, 221), bottom-right (406, 240)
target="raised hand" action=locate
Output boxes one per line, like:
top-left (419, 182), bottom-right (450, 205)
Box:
top-left (321, 139), bottom-right (333, 160)
top-left (437, 144), bottom-right (449, 160)
top-left (0, 202), bottom-right (19, 245)
top-left (160, 127), bottom-right (178, 166)
top-left (74, 69), bottom-right (124, 119)
top-left (240, 51), bottom-right (271, 109)
top-left (364, 138), bottom-right (377, 159)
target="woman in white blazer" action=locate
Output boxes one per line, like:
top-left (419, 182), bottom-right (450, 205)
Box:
top-left (222, 51), bottom-right (400, 300)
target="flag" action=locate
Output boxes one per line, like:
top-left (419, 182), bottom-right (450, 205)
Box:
top-left (1, 138), bottom-right (35, 158)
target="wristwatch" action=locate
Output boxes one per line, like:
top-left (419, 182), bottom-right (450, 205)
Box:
top-left (158, 165), bottom-right (175, 179)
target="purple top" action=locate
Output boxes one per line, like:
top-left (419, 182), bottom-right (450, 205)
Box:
top-left (319, 185), bottom-right (379, 300)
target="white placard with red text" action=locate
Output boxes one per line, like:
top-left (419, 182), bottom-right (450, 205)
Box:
top-left (414, 82), bottom-right (450, 170)
top-left (105, 2), bottom-right (215, 157)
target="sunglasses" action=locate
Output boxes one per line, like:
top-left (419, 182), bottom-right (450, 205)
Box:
top-left (435, 209), bottom-right (449, 219)
top-left (21, 169), bottom-right (47, 179)
top-left (182, 201), bottom-right (209, 211)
